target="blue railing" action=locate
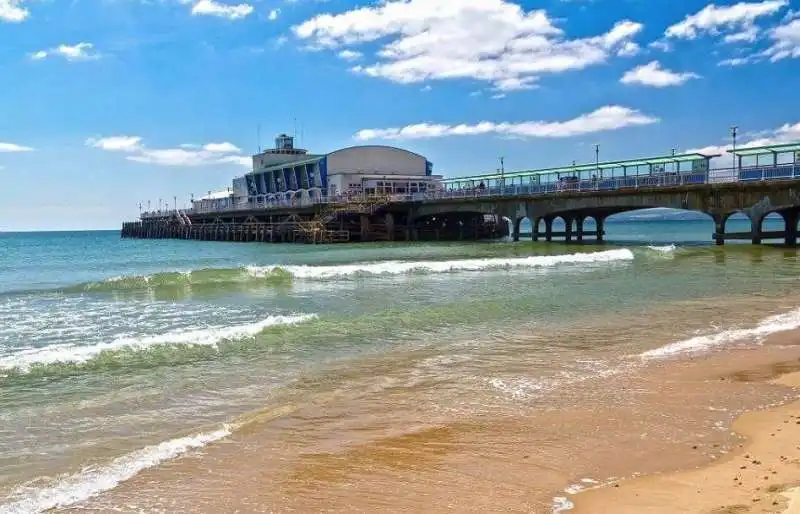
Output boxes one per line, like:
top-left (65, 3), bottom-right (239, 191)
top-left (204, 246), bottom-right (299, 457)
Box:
top-left (142, 164), bottom-right (800, 218)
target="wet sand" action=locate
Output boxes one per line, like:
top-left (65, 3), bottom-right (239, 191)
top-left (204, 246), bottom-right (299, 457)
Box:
top-left (572, 369), bottom-right (800, 514)
top-left (68, 330), bottom-right (800, 513)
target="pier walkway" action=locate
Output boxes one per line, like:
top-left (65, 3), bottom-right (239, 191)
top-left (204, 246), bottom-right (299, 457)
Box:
top-left (123, 142), bottom-right (800, 246)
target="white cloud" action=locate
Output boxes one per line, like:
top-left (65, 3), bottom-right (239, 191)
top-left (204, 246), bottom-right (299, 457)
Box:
top-left (718, 56), bottom-right (751, 66)
top-left (191, 0), bottom-right (253, 20)
top-left (620, 61), bottom-right (700, 87)
top-left (617, 41), bottom-right (641, 57)
top-left (31, 43), bottom-right (100, 62)
top-left (293, 0), bottom-right (643, 91)
top-left (0, 142), bottom-right (34, 152)
top-left (687, 121), bottom-right (800, 165)
top-left (354, 105), bottom-right (658, 141)
top-left (420, 85), bottom-right (432, 92)
top-left (762, 18), bottom-right (800, 60)
top-left (723, 26), bottom-right (759, 42)
top-left (0, 0), bottom-right (28, 22)
top-left (87, 136), bottom-right (251, 167)
top-left (665, 0), bottom-right (787, 40)
top-left (337, 49), bottom-right (362, 61)
top-left (86, 136), bottom-right (142, 152)
top-left (268, 8), bottom-right (279, 21)
top-left (203, 142), bottom-right (241, 153)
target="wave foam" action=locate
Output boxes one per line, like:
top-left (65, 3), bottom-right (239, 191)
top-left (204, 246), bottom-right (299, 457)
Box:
top-left (0, 314), bottom-right (316, 373)
top-left (248, 249), bottom-right (634, 280)
top-left (0, 426), bottom-right (232, 514)
top-left (640, 308), bottom-right (800, 360)
top-left (646, 244), bottom-right (677, 253)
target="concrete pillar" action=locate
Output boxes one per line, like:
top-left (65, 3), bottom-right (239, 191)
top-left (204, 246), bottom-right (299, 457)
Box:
top-left (360, 214), bottom-right (370, 242)
top-left (784, 210), bottom-right (798, 247)
top-left (596, 216), bottom-right (605, 243)
top-left (712, 213), bottom-right (726, 246)
top-left (564, 216), bottom-right (573, 243)
top-left (575, 216), bottom-right (584, 242)
top-left (750, 216), bottom-right (762, 245)
top-left (532, 217), bottom-right (540, 242)
top-left (512, 217), bottom-right (521, 242)
top-left (545, 217), bottom-right (553, 242)
top-left (385, 212), bottom-right (395, 242)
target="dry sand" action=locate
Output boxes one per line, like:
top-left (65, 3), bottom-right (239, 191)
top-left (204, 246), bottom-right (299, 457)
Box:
top-left (572, 371), bottom-right (800, 514)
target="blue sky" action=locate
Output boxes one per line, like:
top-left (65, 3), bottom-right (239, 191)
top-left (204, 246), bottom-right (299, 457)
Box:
top-left (1, 0), bottom-right (799, 230)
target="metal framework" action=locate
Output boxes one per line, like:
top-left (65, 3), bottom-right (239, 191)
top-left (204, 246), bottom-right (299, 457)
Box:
top-left (442, 152), bottom-right (717, 190)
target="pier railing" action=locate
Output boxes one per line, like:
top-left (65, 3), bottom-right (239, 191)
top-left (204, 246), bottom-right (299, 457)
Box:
top-left (139, 164), bottom-right (800, 219)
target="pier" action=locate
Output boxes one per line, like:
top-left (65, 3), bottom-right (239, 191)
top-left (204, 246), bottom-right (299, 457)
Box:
top-left (122, 141), bottom-right (800, 246)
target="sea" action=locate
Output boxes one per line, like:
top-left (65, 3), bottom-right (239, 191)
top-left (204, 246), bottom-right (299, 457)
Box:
top-left (1, 213), bottom-right (800, 513)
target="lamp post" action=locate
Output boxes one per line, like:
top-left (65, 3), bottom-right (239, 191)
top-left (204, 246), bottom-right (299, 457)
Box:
top-left (500, 156), bottom-right (505, 194)
top-left (594, 144), bottom-right (600, 178)
top-left (730, 125), bottom-right (739, 171)
top-left (173, 196), bottom-right (177, 211)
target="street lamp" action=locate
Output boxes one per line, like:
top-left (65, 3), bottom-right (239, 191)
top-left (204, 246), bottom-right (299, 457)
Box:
top-left (594, 144), bottom-right (600, 178)
top-left (730, 125), bottom-right (739, 170)
top-left (499, 156), bottom-right (505, 194)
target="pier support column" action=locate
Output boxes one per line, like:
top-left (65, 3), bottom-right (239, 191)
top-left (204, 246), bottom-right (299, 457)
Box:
top-left (575, 216), bottom-right (585, 242)
top-left (564, 216), bottom-right (573, 243)
top-left (596, 216), bottom-right (605, 243)
top-left (711, 213), bottom-right (726, 246)
top-left (544, 217), bottom-right (554, 242)
top-left (360, 215), bottom-right (370, 242)
top-left (512, 217), bottom-right (521, 242)
top-left (784, 210), bottom-right (798, 247)
top-left (750, 216), bottom-right (762, 245)
top-left (385, 212), bottom-right (395, 242)
top-left (532, 217), bottom-right (540, 242)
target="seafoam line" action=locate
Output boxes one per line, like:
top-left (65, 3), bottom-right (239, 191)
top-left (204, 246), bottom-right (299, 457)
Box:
top-left (247, 249), bottom-right (635, 280)
top-left (0, 426), bottom-right (233, 514)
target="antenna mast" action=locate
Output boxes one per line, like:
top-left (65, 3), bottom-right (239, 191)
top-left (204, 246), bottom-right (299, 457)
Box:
top-left (257, 124), bottom-right (262, 153)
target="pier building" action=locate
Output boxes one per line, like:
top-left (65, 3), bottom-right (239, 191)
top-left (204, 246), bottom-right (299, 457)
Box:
top-left (227, 134), bottom-right (441, 211)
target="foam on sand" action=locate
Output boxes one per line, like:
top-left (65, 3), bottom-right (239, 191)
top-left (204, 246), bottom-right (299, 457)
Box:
top-left (640, 308), bottom-right (800, 360)
top-left (0, 426), bottom-right (233, 514)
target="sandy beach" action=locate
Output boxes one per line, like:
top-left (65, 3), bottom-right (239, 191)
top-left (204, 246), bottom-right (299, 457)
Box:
top-left (572, 369), bottom-right (800, 514)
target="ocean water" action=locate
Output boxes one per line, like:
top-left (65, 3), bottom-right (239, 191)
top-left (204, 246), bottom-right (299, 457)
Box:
top-left (1, 216), bottom-right (799, 513)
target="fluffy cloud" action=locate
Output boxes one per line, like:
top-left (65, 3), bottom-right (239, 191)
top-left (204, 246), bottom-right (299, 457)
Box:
top-left (86, 136), bottom-right (142, 152)
top-left (337, 50), bottom-right (363, 61)
top-left (191, 0), bottom-right (253, 20)
top-left (268, 8), bottom-right (279, 21)
top-left (762, 18), bottom-right (800, 60)
top-left (0, 0), bottom-right (27, 22)
top-left (86, 136), bottom-right (250, 167)
top-left (292, 0), bottom-right (643, 91)
top-left (354, 105), bottom-right (658, 141)
top-left (620, 61), bottom-right (700, 87)
top-left (665, 0), bottom-right (787, 40)
top-left (688, 121), bottom-right (800, 161)
top-left (0, 142), bottom-right (34, 152)
top-left (31, 43), bottom-right (100, 62)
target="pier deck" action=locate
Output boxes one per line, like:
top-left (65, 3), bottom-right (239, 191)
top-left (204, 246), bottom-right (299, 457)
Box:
top-left (123, 166), bottom-right (800, 246)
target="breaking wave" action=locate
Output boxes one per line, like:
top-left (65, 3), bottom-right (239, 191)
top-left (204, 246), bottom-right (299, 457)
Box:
top-left (0, 314), bottom-right (316, 378)
top-left (246, 249), bottom-right (635, 280)
top-left (55, 249), bottom-right (635, 294)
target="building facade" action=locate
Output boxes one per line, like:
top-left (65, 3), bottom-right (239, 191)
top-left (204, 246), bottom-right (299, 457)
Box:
top-left (235, 135), bottom-right (440, 208)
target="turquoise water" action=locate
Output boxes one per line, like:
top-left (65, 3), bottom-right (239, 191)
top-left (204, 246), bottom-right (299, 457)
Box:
top-left (1, 217), bottom-right (799, 512)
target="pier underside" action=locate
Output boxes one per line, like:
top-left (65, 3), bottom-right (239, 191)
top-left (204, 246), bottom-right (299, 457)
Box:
top-left (121, 205), bottom-right (507, 245)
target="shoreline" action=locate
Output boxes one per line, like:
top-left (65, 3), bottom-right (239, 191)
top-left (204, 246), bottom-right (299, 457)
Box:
top-left (571, 369), bottom-right (800, 513)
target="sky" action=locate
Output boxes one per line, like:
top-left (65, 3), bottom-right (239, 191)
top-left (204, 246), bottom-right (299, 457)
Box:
top-left (1, 0), bottom-right (799, 230)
